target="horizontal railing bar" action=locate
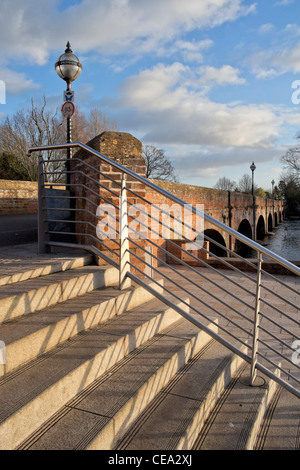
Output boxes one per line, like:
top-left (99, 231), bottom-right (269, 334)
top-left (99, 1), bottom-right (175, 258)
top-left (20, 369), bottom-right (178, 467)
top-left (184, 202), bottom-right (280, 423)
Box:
top-left (43, 199), bottom-right (121, 233)
top-left (137, 235), bottom-right (256, 308)
top-left (45, 156), bottom-right (125, 188)
top-left (45, 241), bottom-right (119, 269)
top-left (126, 184), bottom-right (262, 271)
top-left (43, 193), bottom-right (120, 211)
top-left (44, 169), bottom-right (122, 201)
top-left (256, 349), bottom-right (300, 385)
top-left (124, 196), bottom-right (258, 289)
top-left (259, 311), bottom-right (300, 339)
top-left (127, 259), bottom-right (250, 352)
top-left (260, 293), bottom-right (299, 324)
top-left (45, 219), bottom-right (121, 245)
top-left (261, 282), bottom-right (299, 307)
top-left (47, 231), bottom-right (120, 257)
top-left (128, 230), bottom-right (255, 319)
top-left (122, 198), bottom-right (258, 297)
top-left (128, 245), bottom-right (253, 340)
top-left (259, 297), bottom-right (299, 324)
top-left (28, 141), bottom-right (299, 275)
top-left (258, 323), bottom-right (299, 353)
top-left (260, 274), bottom-right (300, 296)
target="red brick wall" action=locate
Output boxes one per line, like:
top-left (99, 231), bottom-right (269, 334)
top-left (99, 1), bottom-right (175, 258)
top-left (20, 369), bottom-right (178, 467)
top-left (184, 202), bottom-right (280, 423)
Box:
top-left (70, 132), bottom-right (147, 272)
top-left (0, 180), bottom-right (38, 215)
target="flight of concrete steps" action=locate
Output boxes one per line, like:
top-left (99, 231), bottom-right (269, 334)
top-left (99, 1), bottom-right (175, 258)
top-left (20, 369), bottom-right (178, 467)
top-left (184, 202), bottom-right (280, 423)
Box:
top-left (0, 253), bottom-right (298, 450)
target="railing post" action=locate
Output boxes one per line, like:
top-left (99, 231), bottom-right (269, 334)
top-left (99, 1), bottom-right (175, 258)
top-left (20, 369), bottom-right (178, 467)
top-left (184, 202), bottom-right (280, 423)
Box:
top-left (250, 252), bottom-right (263, 385)
top-left (38, 152), bottom-right (50, 254)
top-left (119, 173), bottom-right (131, 290)
top-left (145, 246), bottom-right (153, 278)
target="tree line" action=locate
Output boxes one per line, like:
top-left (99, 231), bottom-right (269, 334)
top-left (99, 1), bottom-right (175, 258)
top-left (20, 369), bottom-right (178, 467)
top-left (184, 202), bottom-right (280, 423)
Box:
top-left (1, 96), bottom-right (299, 215)
top-left (214, 146), bottom-right (300, 216)
top-left (0, 97), bottom-right (118, 182)
top-left (0, 96), bottom-right (177, 183)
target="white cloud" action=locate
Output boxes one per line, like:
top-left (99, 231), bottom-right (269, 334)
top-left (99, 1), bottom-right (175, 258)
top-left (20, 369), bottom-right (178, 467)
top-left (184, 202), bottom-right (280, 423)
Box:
top-left (113, 62), bottom-right (285, 150)
top-left (274, 0), bottom-right (294, 6)
top-left (198, 65), bottom-right (246, 86)
top-left (248, 42), bottom-right (300, 77)
top-left (173, 39), bottom-right (214, 63)
top-left (258, 23), bottom-right (275, 34)
top-left (0, 68), bottom-right (40, 94)
top-left (246, 23), bottom-right (300, 78)
top-left (0, 0), bottom-right (256, 65)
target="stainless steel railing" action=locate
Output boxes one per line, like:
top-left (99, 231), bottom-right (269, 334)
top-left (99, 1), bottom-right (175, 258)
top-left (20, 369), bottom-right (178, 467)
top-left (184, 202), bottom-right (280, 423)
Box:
top-left (28, 142), bottom-right (300, 399)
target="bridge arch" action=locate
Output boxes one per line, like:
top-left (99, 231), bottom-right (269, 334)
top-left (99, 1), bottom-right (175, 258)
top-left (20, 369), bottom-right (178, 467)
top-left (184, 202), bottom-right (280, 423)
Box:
top-left (204, 229), bottom-right (227, 257)
top-left (268, 213), bottom-right (273, 232)
top-left (256, 215), bottom-right (265, 240)
top-left (274, 212), bottom-right (278, 226)
top-left (235, 219), bottom-right (253, 255)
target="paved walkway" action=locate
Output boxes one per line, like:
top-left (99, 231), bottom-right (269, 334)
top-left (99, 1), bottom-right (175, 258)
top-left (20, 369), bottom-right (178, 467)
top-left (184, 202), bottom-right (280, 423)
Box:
top-left (0, 214), bottom-right (37, 246)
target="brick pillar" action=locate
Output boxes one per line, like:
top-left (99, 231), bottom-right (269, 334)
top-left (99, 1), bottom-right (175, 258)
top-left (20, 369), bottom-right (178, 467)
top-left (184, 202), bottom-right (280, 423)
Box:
top-left (70, 131), bottom-right (146, 267)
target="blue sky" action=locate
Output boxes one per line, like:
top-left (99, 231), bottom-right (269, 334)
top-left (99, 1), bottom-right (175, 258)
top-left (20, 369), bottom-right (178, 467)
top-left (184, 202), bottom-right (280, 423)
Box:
top-left (1, 0), bottom-right (300, 191)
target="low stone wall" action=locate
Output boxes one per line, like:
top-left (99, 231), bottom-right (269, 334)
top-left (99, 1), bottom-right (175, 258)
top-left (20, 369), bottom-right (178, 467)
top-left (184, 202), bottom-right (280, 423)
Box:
top-left (0, 180), bottom-right (38, 215)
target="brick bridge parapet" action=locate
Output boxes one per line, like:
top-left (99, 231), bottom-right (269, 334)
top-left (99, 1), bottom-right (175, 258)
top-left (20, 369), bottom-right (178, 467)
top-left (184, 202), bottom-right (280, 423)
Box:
top-left (69, 131), bottom-right (283, 265)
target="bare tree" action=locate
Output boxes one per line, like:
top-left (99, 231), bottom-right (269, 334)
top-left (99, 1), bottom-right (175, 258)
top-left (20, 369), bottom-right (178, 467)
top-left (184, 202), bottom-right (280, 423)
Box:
top-left (143, 145), bottom-right (178, 182)
top-left (87, 108), bottom-right (118, 140)
top-left (0, 97), bottom-right (66, 181)
top-left (214, 177), bottom-right (237, 191)
top-left (65, 107), bottom-right (119, 143)
top-left (238, 173), bottom-right (255, 194)
top-left (281, 143), bottom-right (300, 176)
top-left (0, 98), bottom-right (119, 181)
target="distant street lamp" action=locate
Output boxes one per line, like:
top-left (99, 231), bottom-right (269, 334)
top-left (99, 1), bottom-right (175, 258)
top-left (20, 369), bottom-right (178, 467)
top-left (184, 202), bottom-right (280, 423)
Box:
top-left (55, 42), bottom-right (82, 185)
top-left (271, 179), bottom-right (275, 196)
top-left (250, 162), bottom-right (256, 241)
top-left (250, 162), bottom-right (256, 196)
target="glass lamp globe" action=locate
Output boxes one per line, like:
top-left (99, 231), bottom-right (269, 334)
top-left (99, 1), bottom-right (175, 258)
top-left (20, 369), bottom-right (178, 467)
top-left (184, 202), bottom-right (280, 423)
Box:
top-left (55, 42), bottom-right (82, 89)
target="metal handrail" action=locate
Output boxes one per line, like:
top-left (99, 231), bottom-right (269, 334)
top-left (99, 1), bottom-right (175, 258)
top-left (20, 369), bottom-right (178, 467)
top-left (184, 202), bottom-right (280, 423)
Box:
top-left (28, 141), bottom-right (300, 275)
top-left (28, 141), bottom-right (300, 398)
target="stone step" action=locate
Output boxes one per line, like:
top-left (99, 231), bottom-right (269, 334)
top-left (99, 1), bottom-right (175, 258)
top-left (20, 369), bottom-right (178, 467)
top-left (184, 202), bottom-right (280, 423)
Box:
top-left (0, 296), bottom-right (187, 450)
top-left (0, 248), bottom-right (94, 287)
top-left (114, 340), bottom-right (247, 451)
top-left (0, 265), bottom-right (119, 324)
top-left (0, 280), bottom-right (164, 376)
top-left (253, 386), bottom-right (300, 450)
top-left (191, 365), bottom-right (279, 450)
top-left (17, 317), bottom-right (218, 450)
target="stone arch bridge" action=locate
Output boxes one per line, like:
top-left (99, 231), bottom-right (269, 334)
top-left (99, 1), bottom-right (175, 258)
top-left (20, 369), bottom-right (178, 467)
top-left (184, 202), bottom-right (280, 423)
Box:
top-left (148, 180), bottom-right (283, 257)
top-left (68, 131), bottom-right (284, 264)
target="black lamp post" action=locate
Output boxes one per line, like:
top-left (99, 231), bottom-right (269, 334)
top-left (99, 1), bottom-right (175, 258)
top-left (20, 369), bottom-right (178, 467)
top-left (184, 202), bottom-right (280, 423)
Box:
top-left (250, 162), bottom-right (256, 196)
top-left (271, 179), bottom-right (275, 197)
top-left (55, 42), bottom-right (82, 185)
top-left (250, 162), bottom-right (256, 241)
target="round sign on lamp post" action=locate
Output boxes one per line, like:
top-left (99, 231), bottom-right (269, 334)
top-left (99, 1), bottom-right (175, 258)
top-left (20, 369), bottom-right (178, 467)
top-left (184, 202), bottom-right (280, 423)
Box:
top-left (61, 101), bottom-right (75, 119)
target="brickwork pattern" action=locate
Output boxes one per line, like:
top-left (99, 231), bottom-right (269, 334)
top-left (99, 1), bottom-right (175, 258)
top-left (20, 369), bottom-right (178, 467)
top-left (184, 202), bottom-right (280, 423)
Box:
top-left (0, 180), bottom-right (38, 215)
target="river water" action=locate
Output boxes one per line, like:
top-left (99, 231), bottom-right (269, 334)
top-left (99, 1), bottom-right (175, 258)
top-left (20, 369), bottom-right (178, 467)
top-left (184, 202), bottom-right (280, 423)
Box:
top-left (262, 219), bottom-right (300, 262)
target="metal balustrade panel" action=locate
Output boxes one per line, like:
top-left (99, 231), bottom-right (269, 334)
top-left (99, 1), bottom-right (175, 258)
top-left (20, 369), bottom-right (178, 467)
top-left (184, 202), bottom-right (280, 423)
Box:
top-left (28, 142), bottom-right (300, 399)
